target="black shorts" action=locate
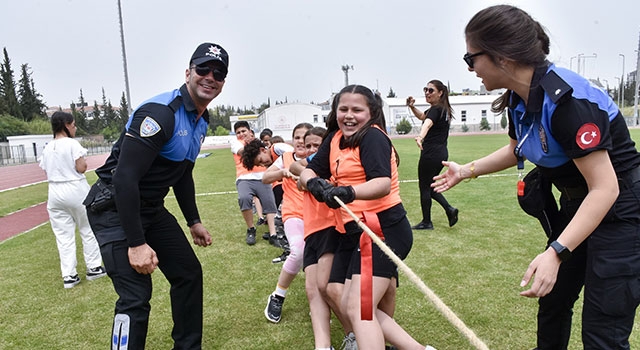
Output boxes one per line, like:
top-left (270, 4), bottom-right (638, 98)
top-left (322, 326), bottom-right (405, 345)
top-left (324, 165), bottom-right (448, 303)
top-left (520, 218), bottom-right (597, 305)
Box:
top-left (328, 228), bottom-right (360, 284)
top-left (330, 216), bottom-right (413, 283)
top-left (303, 227), bottom-right (339, 271)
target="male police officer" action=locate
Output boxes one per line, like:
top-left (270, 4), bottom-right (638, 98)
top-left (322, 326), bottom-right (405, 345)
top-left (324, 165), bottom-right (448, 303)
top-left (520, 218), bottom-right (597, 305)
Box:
top-left (85, 42), bottom-right (228, 349)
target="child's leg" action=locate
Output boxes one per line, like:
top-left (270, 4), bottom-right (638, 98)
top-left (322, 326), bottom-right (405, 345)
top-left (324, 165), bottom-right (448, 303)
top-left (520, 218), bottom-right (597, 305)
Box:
top-left (305, 264), bottom-right (332, 349)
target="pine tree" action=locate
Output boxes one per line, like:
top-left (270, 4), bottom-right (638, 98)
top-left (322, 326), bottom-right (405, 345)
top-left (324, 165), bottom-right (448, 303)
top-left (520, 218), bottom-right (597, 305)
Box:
top-left (17, 63), bottom-right (46, 121)
top-left (117, 92), bottom-right (129, 129)
top-left (387, 87), bottom-right (396, 98)
top-left (0, 47), bottom-right (23, 120)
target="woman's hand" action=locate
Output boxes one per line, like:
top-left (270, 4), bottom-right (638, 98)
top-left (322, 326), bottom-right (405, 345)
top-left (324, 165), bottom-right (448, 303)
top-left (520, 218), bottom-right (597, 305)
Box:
top-left (406, 96), bottom-right (415, 107)
top-left (415, 136), bottom-right (423, 150)
top-left (431, 161), bottom-right (462, 192)
top-left (519, 248), bottom-right (561, 298)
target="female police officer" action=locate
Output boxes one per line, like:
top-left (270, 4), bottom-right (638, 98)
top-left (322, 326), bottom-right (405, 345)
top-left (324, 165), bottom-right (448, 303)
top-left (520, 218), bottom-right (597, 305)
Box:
top-left (433, 5), bottom-right (640, 349)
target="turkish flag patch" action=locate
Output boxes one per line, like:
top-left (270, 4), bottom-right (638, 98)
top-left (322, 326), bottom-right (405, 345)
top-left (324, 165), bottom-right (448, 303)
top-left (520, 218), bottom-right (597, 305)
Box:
top-left (575, 123), bottom-right (601, 150)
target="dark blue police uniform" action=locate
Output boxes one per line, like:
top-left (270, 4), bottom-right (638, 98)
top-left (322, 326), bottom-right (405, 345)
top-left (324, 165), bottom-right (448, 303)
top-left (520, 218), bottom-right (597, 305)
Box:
top-left (509, 63), bottom-right (640, 349)
top-left (86, 84), bottom-right (208, 350)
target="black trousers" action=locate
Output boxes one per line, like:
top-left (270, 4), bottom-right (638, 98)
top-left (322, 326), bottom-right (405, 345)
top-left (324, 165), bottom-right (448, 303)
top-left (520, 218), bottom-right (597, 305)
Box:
top-left (90, 206), bottom-right (203, 350)
top-left (417, 155), bottom-right (452, 223)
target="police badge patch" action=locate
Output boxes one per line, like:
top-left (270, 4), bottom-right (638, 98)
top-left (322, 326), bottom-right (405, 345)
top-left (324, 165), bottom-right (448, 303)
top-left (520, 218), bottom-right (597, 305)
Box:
top-left (140, 116), bottom-right (161, 137)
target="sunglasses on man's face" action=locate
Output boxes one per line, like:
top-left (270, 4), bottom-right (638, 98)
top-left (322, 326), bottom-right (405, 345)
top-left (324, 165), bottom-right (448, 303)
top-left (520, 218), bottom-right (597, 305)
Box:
top-left (423, 87), bottom-right (435, 94)
top-left (463, 51), bottom-right (486, 69)
top-left (192, 65), bottom-right (226, 82)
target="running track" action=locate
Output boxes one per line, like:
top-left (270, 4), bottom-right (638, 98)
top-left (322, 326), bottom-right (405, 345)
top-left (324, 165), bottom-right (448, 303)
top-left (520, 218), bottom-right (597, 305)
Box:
top-left (0, 154), bottom-right (108, 242)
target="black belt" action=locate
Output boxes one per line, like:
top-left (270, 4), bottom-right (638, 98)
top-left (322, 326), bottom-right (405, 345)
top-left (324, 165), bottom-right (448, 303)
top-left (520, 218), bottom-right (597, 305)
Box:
top-left (558, 166), bottom-right (640, 201)
top-left (618, 166), bottom-right (640, 187)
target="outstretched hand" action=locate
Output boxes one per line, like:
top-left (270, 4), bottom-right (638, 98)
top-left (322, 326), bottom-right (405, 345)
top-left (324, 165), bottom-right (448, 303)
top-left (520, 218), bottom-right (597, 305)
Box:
top-left (519, 248), bottom-right (561, 298)
top-left (431, 161), bottom-right (462, 193)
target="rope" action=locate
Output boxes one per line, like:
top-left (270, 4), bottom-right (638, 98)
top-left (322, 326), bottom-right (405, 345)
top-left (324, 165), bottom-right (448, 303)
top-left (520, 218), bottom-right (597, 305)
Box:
top-left (334, 196), bottom-right (490, 350)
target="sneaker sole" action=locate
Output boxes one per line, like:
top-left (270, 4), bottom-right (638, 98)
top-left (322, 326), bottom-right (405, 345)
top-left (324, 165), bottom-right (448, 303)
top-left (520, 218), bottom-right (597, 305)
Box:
top-left (64, 281), bottom-right (80, 289)
top-left (86, 273), bottom-right (107, 281)
top-left (264, 296), bottom-right (281, 323)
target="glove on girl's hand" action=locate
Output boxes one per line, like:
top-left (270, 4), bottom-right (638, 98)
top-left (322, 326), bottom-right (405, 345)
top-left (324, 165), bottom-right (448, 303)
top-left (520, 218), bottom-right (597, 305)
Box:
top-left (324, 186), bottom-right (356, 209)
top-left (306, 177), bottom-right (334, 203)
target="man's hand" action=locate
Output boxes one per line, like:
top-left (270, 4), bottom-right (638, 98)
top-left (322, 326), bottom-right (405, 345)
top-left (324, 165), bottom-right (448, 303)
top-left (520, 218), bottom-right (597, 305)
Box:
top-left (306, 177), bottom-right (333, 202)
top-left (128, 244), bottom-right (159, 274)
top-left (324, 186), bottom-right (356, 209)
top-left (190, 223), bottom-right (212, 247)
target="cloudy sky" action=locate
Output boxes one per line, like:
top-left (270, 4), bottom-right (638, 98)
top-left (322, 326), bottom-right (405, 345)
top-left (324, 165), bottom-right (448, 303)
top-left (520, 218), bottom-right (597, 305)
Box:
top-left (1, 0), bottom-right (638, 110)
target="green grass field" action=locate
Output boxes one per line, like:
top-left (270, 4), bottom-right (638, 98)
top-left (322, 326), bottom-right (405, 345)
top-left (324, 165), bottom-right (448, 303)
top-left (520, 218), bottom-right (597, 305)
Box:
top-left (1, 130), bottom-right (639, 349)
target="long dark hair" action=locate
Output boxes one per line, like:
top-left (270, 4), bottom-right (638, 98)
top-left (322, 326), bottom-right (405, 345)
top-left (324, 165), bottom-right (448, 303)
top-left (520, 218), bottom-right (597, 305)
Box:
top-left (427, 79), bottom-right (454, 121)
top-left (50, 111), bottom-right (74, 137)
top-left (465, 5), bottom-right (550, 113)
top-left (325, 84), bottom-right (399, 165)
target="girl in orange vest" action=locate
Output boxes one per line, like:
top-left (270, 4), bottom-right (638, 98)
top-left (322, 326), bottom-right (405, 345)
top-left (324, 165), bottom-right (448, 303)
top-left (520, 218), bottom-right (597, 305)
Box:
top-left (261, 122), bottom-right (313, 323)
top-left (300, 85), bottom-right (436, 350)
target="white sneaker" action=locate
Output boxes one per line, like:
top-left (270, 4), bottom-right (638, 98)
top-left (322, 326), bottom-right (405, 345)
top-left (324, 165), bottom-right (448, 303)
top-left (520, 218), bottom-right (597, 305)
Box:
top-left (63, 275), bottom-right (80, 289)
top-left (86, 266), bottom-right (107, 281)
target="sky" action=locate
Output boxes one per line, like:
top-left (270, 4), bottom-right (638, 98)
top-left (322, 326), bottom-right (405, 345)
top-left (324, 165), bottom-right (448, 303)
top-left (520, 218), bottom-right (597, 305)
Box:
top-left (1, 0), bottom-right (639, 111)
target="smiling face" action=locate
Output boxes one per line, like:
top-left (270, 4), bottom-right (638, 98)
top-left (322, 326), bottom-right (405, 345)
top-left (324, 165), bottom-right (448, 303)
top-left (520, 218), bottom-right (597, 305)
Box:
top-left (185, 62), bottom-right (225, 111)
top-left (234, 126), bottom-right (252, 142)
top-left (336, 93), bottom-right (371, 138)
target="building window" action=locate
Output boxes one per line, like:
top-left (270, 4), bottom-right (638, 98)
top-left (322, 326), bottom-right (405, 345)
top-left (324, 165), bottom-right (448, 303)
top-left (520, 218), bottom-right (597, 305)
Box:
top-left (461, 110), bottom-right (467, 122)
top-left (323, 115), bottom-right (327, 123)
top-left (481, 110), bottom-right (487, 117)
top-left (313, 114), bottom-right (318, 123)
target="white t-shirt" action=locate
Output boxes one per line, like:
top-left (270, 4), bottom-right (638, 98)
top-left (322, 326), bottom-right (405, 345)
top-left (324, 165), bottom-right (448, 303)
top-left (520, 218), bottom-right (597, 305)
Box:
top-left (39, 137), bottom-right (88, 182)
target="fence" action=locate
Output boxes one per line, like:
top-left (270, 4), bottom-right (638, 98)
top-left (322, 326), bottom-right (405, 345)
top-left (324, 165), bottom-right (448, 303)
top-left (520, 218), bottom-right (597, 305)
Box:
top-left (0, 144), bottom-right (26, 166)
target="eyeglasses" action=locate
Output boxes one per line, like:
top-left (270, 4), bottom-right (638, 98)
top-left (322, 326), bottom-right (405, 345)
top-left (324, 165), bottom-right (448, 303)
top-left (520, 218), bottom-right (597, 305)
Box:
top-left (423, 87), bottom-right (435, 94)
top-left (463, 51), bottom-right (486, 69)
top-left (191, 64), bottom-right (227, 82)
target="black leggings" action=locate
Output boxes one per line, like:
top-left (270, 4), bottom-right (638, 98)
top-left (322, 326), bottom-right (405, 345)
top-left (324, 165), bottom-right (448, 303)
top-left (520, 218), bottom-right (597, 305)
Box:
top-left (417, 155), bottom-right (452, 223)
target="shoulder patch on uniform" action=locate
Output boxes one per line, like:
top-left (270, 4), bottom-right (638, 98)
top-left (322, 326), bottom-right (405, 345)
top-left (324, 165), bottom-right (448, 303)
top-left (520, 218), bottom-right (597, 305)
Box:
top-left (140, 116), bottom-right (161, 137)
top-left (575, 123), bottom-right (601, 150)
top-left (540, 70), bottom-right (573, 104)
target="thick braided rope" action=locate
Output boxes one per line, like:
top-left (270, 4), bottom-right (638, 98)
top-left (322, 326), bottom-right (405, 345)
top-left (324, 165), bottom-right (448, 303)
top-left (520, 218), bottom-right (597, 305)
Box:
top-left (334, 197), bottom-right (490, 350)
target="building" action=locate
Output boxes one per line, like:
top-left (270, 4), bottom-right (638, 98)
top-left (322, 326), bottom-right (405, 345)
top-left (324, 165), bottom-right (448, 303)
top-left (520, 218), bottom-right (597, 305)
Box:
top-left (241, 94), bottom-right (502, 139)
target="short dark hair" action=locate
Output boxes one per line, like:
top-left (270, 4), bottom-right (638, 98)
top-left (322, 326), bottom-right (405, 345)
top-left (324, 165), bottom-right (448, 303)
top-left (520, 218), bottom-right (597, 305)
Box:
top-left (234, 121), bottom-right (250, 132)
top-left (259, 128), bottom-right (273, 140)
top-left (241, 139), bottom-right (265, 170)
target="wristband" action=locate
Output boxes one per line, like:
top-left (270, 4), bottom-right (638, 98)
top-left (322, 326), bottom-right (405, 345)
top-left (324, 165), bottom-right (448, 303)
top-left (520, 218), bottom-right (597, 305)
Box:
top-left (187, 218), bottom-right (201, 227)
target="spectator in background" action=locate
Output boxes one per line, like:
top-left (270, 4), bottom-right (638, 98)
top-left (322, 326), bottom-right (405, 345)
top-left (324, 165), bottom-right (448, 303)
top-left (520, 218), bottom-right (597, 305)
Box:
top-left (406, 80), bottom-right (458, 230)
top-left (39, 111), bottom-right (106, 289)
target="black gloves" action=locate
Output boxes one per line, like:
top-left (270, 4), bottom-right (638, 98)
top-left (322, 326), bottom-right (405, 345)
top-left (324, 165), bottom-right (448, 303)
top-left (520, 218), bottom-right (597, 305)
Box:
top-left (306, 177), bottom-right (333, 202)
top-left (324, 186), bottom-right (356, 209)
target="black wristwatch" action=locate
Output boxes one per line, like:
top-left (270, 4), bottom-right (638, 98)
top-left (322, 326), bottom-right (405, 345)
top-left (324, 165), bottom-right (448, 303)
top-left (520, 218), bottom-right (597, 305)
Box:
top-left (549, 241), bottom-right (571, 262)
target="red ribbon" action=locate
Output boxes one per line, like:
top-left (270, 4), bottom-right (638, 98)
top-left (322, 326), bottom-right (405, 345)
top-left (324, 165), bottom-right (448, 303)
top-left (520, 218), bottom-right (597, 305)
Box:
top-left (359, 211), bottom-right (384, 320)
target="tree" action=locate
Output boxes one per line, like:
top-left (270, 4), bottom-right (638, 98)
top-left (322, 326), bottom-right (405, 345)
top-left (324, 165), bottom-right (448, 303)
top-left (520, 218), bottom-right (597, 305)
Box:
top-left (117, 92), bottom-right (129, 129)
top-left (0, 47), bottom-right (23, 120)
top-left (17, 63), bottom-right (46, 121)
top-left (74, 89), bottom-right (89, 134)
top-left (213, 125), bottom-right (229, 136)
top-left (395, 117), bottom-right (412, 134)
top-left (500, 112), bottom-right (507, 129)
top-left (387, 87), bottom-right (397, 98)
top-left (479, 117), bottom-right (491, 131)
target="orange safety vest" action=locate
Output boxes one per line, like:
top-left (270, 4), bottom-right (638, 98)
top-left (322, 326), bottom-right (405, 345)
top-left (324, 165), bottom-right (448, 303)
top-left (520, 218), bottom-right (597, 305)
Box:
top-left (328, 128), bottom-right (401, 230)
top-left (280, 152), bottom-right (304, 222)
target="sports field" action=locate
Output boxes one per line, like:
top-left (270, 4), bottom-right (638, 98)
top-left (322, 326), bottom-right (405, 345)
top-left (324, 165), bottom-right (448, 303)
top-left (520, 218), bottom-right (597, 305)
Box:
top-left (1, 131), bottom-right (639, 349)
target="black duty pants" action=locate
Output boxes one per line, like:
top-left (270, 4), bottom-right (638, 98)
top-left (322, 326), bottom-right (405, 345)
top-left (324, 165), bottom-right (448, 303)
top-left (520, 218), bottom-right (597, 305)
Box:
top-left (91, 206), bottom-right (204, 350)
top-left (417, 155), bottom-right (451, 223)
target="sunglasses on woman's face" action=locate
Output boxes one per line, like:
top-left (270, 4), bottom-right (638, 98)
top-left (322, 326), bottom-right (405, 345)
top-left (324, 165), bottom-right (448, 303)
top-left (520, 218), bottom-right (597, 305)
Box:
top-left (423, 87), bottom-right (435, 94)
top-left (463, 51), bottom-right (485, 69)
top-left (192, 64), bottom-right (227, 82)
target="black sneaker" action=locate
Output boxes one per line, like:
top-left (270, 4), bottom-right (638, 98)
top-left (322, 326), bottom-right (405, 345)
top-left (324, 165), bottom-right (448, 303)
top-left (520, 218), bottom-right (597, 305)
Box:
top-left (256, 217), bottom-right (267, 226)
top-left (246, 227), bottom-right (257, 245)
top-left (262, 232), bottom-right (270, 240)
top-left (271, 250), bottom-right (290, 263)
top-left (264, 293), bottom-right (284, 323)
top-left (86, 266), bottom-right (107, 281)
top-left (411, 221), bottom-right (434, 230)
top-left (63, 274), bottom-right (80, 289)
top-left (269, 235), bottom-right (283, 248)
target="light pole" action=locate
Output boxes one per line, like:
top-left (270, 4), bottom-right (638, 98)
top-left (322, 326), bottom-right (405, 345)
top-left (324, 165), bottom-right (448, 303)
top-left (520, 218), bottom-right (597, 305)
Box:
top-left (580, 53), bottom-right (597, 78)
top-left (602, 79), bottom-right (609, 96)
top-left (570, 56), bottom-right (577, 71)
top-left (341, 65), bottom-right (354, 87)
top-left (615, 77), bottom-right (621, 106)
top-left (576, 53), bottom-right (584, 75)
top-left (619, 54), bottom-right (625, 109)
top-left (117, 0), bottom-right (132, 113)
